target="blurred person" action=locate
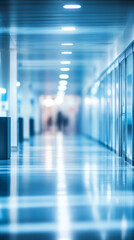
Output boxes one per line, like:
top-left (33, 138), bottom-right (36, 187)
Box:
top-left (56, 111), bottom-right (63, 131)
top-left (47, 116), bottom-right (52, 131)
top-left (63, 116), bottom-right (69, 133)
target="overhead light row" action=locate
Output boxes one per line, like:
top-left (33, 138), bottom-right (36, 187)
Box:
top-left (56, 3), bottom-right (81, 100)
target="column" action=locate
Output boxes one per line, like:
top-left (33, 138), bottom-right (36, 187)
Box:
top-left (10, 40), bottom-right (17, 149)
top-left (0, 34), bottom-right (18, 149)
top-left (34, 94), bottom-right (41, 134)
top-left (21, 79), bottom-right (30, 140)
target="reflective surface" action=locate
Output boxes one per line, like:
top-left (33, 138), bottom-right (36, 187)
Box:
top-left (83, 43), bottom-right (134, 164)
top-left (0, 133), bottom-right (134, 240)
top-left (126, 54), bottom-right (133, 160)
top-left (121, 60), bottom-right (126, 156)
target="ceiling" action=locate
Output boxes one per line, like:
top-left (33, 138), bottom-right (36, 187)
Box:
top-left (0, 0), bottom-right (134, 95)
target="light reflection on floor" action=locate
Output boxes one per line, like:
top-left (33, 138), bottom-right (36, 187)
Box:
top-left (0, 133), bottom-right (134, 240)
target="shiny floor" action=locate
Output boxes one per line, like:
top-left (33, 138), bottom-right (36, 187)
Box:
top-left (0, 133), bottom-right (134, 240)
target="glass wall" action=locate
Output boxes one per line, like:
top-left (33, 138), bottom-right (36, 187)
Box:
top-left (121, 60), bottom-right (126, 156)
top-left (111, 69), bottom-right (116, 151)
top-left (126, 54), bottom-right (133, 160)
top-left (100, 82), bottom-right (105, 143)
top-left (115, 67), bottom-right (119, 153)
top-left (83, 43), bottom-right (134, 164)
top-left (104, 77), bottom-right (107, 146)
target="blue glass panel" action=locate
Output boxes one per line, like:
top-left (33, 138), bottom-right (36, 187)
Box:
top-left (121, 60), bottom-right (126, 155)
top-left (115, 67), bottom-right (119, 153)
top-left (126, 54), bottom-right (133, 160)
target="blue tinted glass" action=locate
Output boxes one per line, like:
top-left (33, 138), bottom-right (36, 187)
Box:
top-left (115, 67), bottom-right (119, 153)
top-left (126, 54), bottom-right (133, 160)
top-left (121, 60), bottom-right (126, 155)
top-left (111, 69), bottom-right (116, 150)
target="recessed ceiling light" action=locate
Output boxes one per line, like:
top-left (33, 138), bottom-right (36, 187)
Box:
top-left (60, 68), bottom-right (70, 71)
top-left (61, 27), bottom-right (76, 31)
top-left (61, 43), bottom-right (74, 46)
top-left (63, 5), bottom-right (81, 9)
top-left (59, 80), bottom-right (68, 86)
top-left (60, 61), bottom-right (71, 64)
top-left (61, 52), bottom-right (72, 55)
top-left (59, 74), bottom-right (69, 79)
top-left (58, 85), bottom-right (67, 91)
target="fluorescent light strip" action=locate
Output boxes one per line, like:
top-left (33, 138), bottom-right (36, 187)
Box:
top-left (61, 27), bottom-right (76, 31)
top-left (63, 5), bottom-right (81, 9)
top-left (58, 85), bottom-right (67, 91)
top-left (59, 74), bottom-right (69, 79)
top-left (59, 80), bottom-right (68, 86)
top-left (61, 43), bottom-right (73, 46)
top-left (61, 52), bottom-right (72, 55)
top-left (60, 61), bottom-right (71, 65)
top-left (60, 68), bottom-right (70, 71)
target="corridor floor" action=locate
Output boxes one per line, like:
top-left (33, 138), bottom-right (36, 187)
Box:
top-left (0, 133), bottom-right (134, 240)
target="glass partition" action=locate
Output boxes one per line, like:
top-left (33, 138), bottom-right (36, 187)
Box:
top-left (84, 43), bottom-right (134, 164)
top-left (126, 54), bottom-right (133, 160)
top-left (107, 73), bottom-right (112, 148)
top-left (121, 60), bottom-right (126, 156)
top-left (111, 69), bottom-right (116, 151)
top-left (115, 67), bottom-right (119, 153)
top-left (100, 81), bottom-right (105, 143)
top-left (104, 77), bottom-right (107, 145)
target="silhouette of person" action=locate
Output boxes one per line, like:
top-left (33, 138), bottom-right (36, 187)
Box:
top-left (56, 112), bottom-right (63, 131)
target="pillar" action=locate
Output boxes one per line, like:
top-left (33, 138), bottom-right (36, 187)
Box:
top-left (34, 95), bottom-right (41, 134)
top-left (0, 34), bottom-right (17, 149)
top-left (21, 79), bottom-right (30, 140)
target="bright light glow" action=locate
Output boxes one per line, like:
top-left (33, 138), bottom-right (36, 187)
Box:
top-left (95, 81), bottom-right (100, 87)
top-left (91, 87), bottom-right (97, 95)
top-left (17, 81), bottom-right (21, 87)
top-left (57, 91), bottom-right (65, 97)
top-left (61, 27), bottom-right (76, 31)
top-left (59, 74), bottom-right (69, 79)
top-left (61, 43), bottom-right (73, 46)
top-left (60, 61), bottom-right (71, 65)
top-left (91, 97), bottom-right (99, 106)
top-left (0, 88), bottom-right (6, 94)
top-left (55, 96), bottom-right (64, 105)
top-left (85, 97), bottom-right (90, 105)
top-left (60, 68), bottom-right (70, 71)
top-left (42, 98), bottom-right (54, 107)
top-left (63, 5), bottom-right (81, 9)
top-left (59, 80), bottom-right (68, 86)
top-left (121, 215), bottom-right (128, 231)
top-left (116, 83), bottom-right (119, 89)
top-left (107, 89), bottom-right (111, 96)
top-left (61, 52), bottom-right (72, 55)
top-left (58, 85), bottom-right (67, 91)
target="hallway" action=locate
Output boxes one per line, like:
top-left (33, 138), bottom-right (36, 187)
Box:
top-left (0, 134), bottom-right (134, 240)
